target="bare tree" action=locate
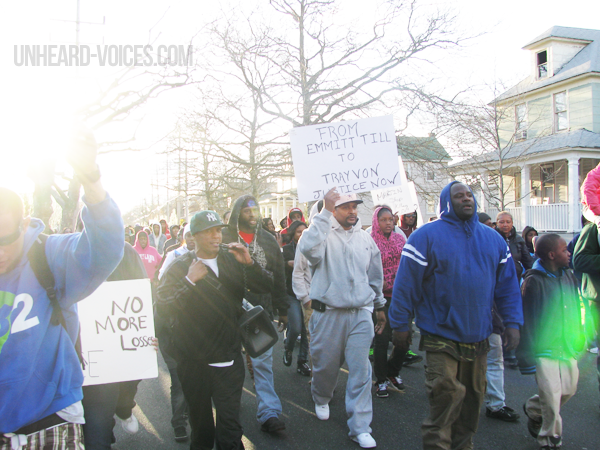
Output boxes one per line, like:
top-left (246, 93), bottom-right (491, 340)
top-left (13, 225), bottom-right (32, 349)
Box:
top-left (213, 0), bottom-right (466, 129)
top-left (446, 88), bottom-right (552, 210)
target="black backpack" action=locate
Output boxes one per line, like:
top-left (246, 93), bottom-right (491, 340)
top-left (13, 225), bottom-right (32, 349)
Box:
top-left (28, 234), bottom-right (86, 369)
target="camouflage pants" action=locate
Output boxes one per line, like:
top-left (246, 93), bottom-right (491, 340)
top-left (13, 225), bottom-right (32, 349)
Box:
top-left (422, 351), bottom-right (487, 450)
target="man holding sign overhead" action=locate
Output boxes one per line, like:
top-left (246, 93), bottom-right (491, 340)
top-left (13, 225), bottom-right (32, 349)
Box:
top-left (299, 188), bottom-right (385, 449)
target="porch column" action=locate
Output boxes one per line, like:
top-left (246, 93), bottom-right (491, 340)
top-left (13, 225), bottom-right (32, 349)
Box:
top-left (276, 196), bottom-right (281, 223)
top-left (567, 157), bottom-right (580, 233)
top-left (520, 164), bottom-right (531, 230)
top-left (479, 171), bottom-right (488, 212)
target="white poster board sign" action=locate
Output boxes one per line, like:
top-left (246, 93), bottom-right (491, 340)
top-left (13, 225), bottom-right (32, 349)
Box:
top-left (78, 279), bottom-right (158, 386)
top-left (371, 180), bottom-right (420, 217)
top-left (290, 115), bottom-right (402, 202)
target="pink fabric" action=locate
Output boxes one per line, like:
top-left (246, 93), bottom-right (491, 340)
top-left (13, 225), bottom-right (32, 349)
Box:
top-left (581, 162), bottom-right (600, 220)
top-left (371, 206), bottom-right (406, 297)
top-left (133, 231), bottom-right (162, 280)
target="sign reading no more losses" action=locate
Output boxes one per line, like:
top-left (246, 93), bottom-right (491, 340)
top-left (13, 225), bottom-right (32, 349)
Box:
top-left (78, 279), bottom-right (158, 386)
top-left (289, 115), bottom-right (403, 202)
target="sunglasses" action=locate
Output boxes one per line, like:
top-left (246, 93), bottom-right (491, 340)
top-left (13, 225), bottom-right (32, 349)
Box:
top-left (0, 222), bottom-right (23, 246)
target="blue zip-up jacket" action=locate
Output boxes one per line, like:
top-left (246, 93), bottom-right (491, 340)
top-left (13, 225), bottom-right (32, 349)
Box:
top-left (389, 182), bottom-right (523, 343)
top-left (0, 194), bottom-right (123, 433)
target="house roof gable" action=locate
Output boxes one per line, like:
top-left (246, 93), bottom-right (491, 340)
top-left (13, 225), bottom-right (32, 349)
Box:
top-left (495, 26), bottom-right (600, 103)
top-left (397, 135), bottom-right (451, 162)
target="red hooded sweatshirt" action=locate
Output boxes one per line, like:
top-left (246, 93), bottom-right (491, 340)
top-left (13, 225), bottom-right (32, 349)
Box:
top-left (133, 231), bottom-right (162, 280)
top-left (280, 207), bottom-right (306, 235)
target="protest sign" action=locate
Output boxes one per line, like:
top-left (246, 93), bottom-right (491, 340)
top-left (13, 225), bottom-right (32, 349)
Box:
top-left (78, 279), bottom-right (158, 386)
top-left (371, 180), bottom-right (421, 218)
top-left (289, 115), bottom-right (402, 202)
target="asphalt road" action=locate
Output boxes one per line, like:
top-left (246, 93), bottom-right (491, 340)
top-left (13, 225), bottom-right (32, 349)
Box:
top-left (113, 331), bottom-right (598, 450)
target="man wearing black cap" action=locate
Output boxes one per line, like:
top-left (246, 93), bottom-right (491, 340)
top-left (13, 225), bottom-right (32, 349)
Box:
top-left (157, 210), bottom-right (274, 450)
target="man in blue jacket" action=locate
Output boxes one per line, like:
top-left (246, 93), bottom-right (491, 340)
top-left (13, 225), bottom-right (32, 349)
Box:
top-left (0, 131), bottom-right (124, 449)
top-left (389, 181), bottom-right (523, 450)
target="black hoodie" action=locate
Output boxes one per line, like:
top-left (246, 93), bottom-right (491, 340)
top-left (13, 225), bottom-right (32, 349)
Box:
top-left (222, 194), bottom-right (288, 317)
top-left (497, 226), bottom-right (534, 281)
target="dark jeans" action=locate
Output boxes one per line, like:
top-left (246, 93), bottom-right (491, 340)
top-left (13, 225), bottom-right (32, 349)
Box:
top-left (372, 299), bottom-right (405, 383)
top-left (285, 296), bottom-right (309, 363)
top-left (592, 300), bottom-right (600, 392)
top-left (82, 380), bottom-right (141, 450)
top-left (155, 312), bottom-right (188, 429)
top-left (178, 353), bottom-right (245, 450)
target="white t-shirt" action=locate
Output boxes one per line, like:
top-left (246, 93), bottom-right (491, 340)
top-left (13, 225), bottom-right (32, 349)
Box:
top-left (198, 257), bottom-right (219, 277)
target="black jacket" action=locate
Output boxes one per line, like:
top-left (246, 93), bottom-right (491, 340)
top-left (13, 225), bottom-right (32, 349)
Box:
top-left (108, 243), bottom-right (148, 282)
top-left (497, 226), bottom-right (534, 281)
top-left (156, 249), bottom-right (273, 364)
top-left (282, 242), bottom-right (297, 298)
top-left (517, 262), bottom-right (584, 374)
top-left (573, 222), bottom-right (600, 303)
top-left (222, 194), bottom-right (288, 316)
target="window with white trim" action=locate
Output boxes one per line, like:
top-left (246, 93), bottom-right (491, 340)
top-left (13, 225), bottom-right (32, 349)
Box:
top-left (537, 50), bottom-right (548, 79)
top-left (554, 91), bottom-right (568, 132)
top-left (515, 104), bottom-right (527, 132)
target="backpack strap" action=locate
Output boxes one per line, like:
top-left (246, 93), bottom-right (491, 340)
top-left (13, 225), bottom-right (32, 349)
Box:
top-left (27, 234), bottom-right (86, 369)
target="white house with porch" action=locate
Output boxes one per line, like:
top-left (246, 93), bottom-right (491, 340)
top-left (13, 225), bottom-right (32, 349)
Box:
top-left (452, 26), bottom-right (600, 235)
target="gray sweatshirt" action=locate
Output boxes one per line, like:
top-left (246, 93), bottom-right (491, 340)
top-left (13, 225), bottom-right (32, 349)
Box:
top-left (298, 208), bottom-right (385, 310)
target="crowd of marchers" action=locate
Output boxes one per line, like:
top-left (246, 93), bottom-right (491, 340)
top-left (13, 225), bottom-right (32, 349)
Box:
top-left (2, 131), bottom-right (600, 450)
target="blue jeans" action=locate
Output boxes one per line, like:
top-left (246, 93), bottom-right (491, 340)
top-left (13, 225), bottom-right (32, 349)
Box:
top-left (285, 296), bottom-right (309, 362)
top-left (485, 333), bottom-right (506, 411)
top-left (251, 347), bottom-right (282, 424)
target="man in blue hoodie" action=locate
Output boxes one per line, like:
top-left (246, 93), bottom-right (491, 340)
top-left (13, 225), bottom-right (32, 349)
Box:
top-left (389, 182), bottom-right (523, 450)
top-left (0, 131), bottom-right (124, 449)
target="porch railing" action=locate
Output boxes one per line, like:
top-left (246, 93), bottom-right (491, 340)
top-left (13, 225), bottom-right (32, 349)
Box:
top-left (485, 203), bottom-right (577, 232)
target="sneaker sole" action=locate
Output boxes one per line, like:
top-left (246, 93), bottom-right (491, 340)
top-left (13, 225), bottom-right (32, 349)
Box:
top-left (351, 436), bottom-right (377, 448)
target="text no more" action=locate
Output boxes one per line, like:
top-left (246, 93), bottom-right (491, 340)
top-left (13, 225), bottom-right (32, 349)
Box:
top-left (94, 295), bottom-right (153, 352)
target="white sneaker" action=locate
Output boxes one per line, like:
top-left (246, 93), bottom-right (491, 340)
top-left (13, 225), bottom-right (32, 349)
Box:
top-left (351, 433), bottom-right (377, 448)
top-left (315, 403), bottom-right (329, 420)
top-left (114, 414), bottom-right (139, 434)
top-left (589, 347), bottom-right (599, 354)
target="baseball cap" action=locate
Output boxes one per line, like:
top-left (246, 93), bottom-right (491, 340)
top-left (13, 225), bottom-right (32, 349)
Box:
top-left (190, 211), bottom-right (228, 235)
top-left (334, 193), bottom-right (364, 208)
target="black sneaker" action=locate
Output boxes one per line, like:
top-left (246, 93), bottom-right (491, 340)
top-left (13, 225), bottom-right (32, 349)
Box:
top-left (486, 406), bottom-right (520, 422)
top-left (283, 350), bottom-right (292, 367)
top-left (297, 362), bottom-right (311, 376)
top-left (260, 417), bottom-right (286, 433)
top-left (403, 350), bottom-right (423, 366)
top-left (523, 403), bottom-right (542, 438)
top-left (387, 375), bottom-right (405, 391)
top-left (375, 382), bottom-right (389, 398)
top-left (174, 426), bottom-right (188, 442)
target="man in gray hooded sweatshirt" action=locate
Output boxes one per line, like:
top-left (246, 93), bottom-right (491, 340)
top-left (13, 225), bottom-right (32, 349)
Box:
top-left (299, 188), bottom-right (386, 449)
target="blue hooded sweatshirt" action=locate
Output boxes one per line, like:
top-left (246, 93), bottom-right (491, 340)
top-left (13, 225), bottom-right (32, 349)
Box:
top-left (0, 194), bottom-right (123, 433)
top-left (388, 182), bottom-right (523, 343)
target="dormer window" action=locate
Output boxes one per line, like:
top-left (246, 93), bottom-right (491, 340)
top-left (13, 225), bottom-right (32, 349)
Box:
top-left (537, 50), bottom-right (548, 78)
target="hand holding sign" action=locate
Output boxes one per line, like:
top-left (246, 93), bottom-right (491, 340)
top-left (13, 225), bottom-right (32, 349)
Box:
top-left (324, 187), bottom-right (340, 212)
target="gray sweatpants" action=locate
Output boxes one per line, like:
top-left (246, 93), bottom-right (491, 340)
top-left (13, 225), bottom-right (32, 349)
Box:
top-left (309, 308), bottom-right (375, 436)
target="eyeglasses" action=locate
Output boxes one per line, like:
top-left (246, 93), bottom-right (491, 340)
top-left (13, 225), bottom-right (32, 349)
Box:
top-left (0, 222), bottom-right (23, 246)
